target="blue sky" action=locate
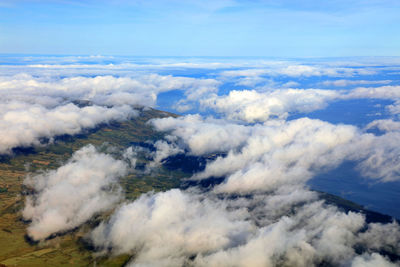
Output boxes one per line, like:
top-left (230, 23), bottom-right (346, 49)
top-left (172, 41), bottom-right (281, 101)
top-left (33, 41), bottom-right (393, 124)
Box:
top-left (1, 0), bottom-right (400, 57)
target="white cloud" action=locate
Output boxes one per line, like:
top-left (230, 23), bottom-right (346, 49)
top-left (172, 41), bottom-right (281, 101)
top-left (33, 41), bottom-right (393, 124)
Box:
top-left (122, 146), bottom-right (139, 168)
top-left (281, 81), bottom-right (300, 88)
top-left (357, 221), bottom-right (400, 256)
top-left (353, 132), bottom-right (400, 182)
top-left (200, 89), bottom-right (339, 122)
top-left (89, 185), bottom-right (399, 266)
top-left (386, 101), bottom-right (400, 115)
top-left (345, 86), bottom-right (400, 100)
top-left (366, 119), bottom-right (400, 132)
top-left (195, 118), bottom-right (359, 192)
top-left (90, 189), bottom-right (252, 266)
top-left (85, 125), bottom-right (400, 265)
top-left (192, 85), bottom-right (400, 123)
top-left (0, 72), bottom-right (220, 153)
top-left (193, 202), bottom-right (366, 267)
top-left (4, 57), bottom-right (399, 265)
top-left (152, 115), bottom-right (400, 186)
top-left (220, 65), bottom-right (377, 79)
top-left (23, 145), bottom-right (128, 240)
top-left (351, 253), bottom-right (398, 267)
top-left (321, 79), bottom-right (392, 87)
top-left (146, 140), bottom-right (184, 169)
top-left (0, 102), bottom-right (135, 154)
top-left (151, 114), bottom-right (251, 155)
top-left (0, 73), bottom-right (219, 107)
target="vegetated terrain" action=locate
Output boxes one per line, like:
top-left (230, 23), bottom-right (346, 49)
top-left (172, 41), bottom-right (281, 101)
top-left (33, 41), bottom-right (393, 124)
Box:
top-left (0, 107), bottom-right (394, 266)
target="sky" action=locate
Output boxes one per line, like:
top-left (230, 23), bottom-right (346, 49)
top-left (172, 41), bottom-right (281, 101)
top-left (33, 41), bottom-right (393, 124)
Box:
top-left (1, 0), bottom-right (400, 57)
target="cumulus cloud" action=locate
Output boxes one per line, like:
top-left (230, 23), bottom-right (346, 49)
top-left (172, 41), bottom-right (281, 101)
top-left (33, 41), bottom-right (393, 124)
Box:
top-left (90, 189), bottom-right (252, 266)
top-left (23, 145), bottom-right (128, 240)
top-left (89, 186), bottom-right (399, 266)
top-left (193, 84), bottom-right (400, 123)
top-left (197, 85), bottom-right (400, 124)
top-left (351, 253), bottom-right (398, 267)
top-left (0, 73), bottom-right (219, 107)
top-left (153, 115), bottom-right (400, 186)
top-left (357, 221), bottom-right (400, 256)
top-left (353, 132), bottom-right (400, 182)
top-left (345, 85), bottom-right (400, 100)
top-left (0, 102), bottom-right (136, 154)
top-left (193, 203), bottom-right (367, 267)
top-left (0, 72), bottom-right (221, 153)
top-left (151, 114), bottom-right (251, 155)
top-left (366, 119), bottom-right (400, 132)
top-left (200, 89), bottom-right (339, 122)
top-left (6, 57), bottom-right (399, 265)
top-left (173, 78), bottom-right (220, 112)
top-left (85, 113), bottom-right (400, 266)
top-left (194, 118), bottom-right (359, 192)
top-left (386, 101), bottom-right (400, 115)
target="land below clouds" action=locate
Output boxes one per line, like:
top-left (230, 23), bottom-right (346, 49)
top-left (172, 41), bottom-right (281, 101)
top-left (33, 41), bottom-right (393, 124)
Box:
top-left (0, 107), bottom-right (398, 266)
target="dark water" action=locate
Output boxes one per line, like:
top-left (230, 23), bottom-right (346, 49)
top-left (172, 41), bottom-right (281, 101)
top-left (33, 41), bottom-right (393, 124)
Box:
top-left (309, 161), bottom-right (400, 219)
top-left (289, 98), bottom-right (394, 128)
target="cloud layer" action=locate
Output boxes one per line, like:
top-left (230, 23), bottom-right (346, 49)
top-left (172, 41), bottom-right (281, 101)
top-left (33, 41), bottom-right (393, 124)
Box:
top-left (90, 185), bottom-right (400, 266)
top-left (83, 114), bottom-right (400, 266)
top-left (152, 115), bottom-right (400, 186)
top-left (0, 72), bottom-right (220, 153)
top-left (6, 57), bottom-right (399, 265)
